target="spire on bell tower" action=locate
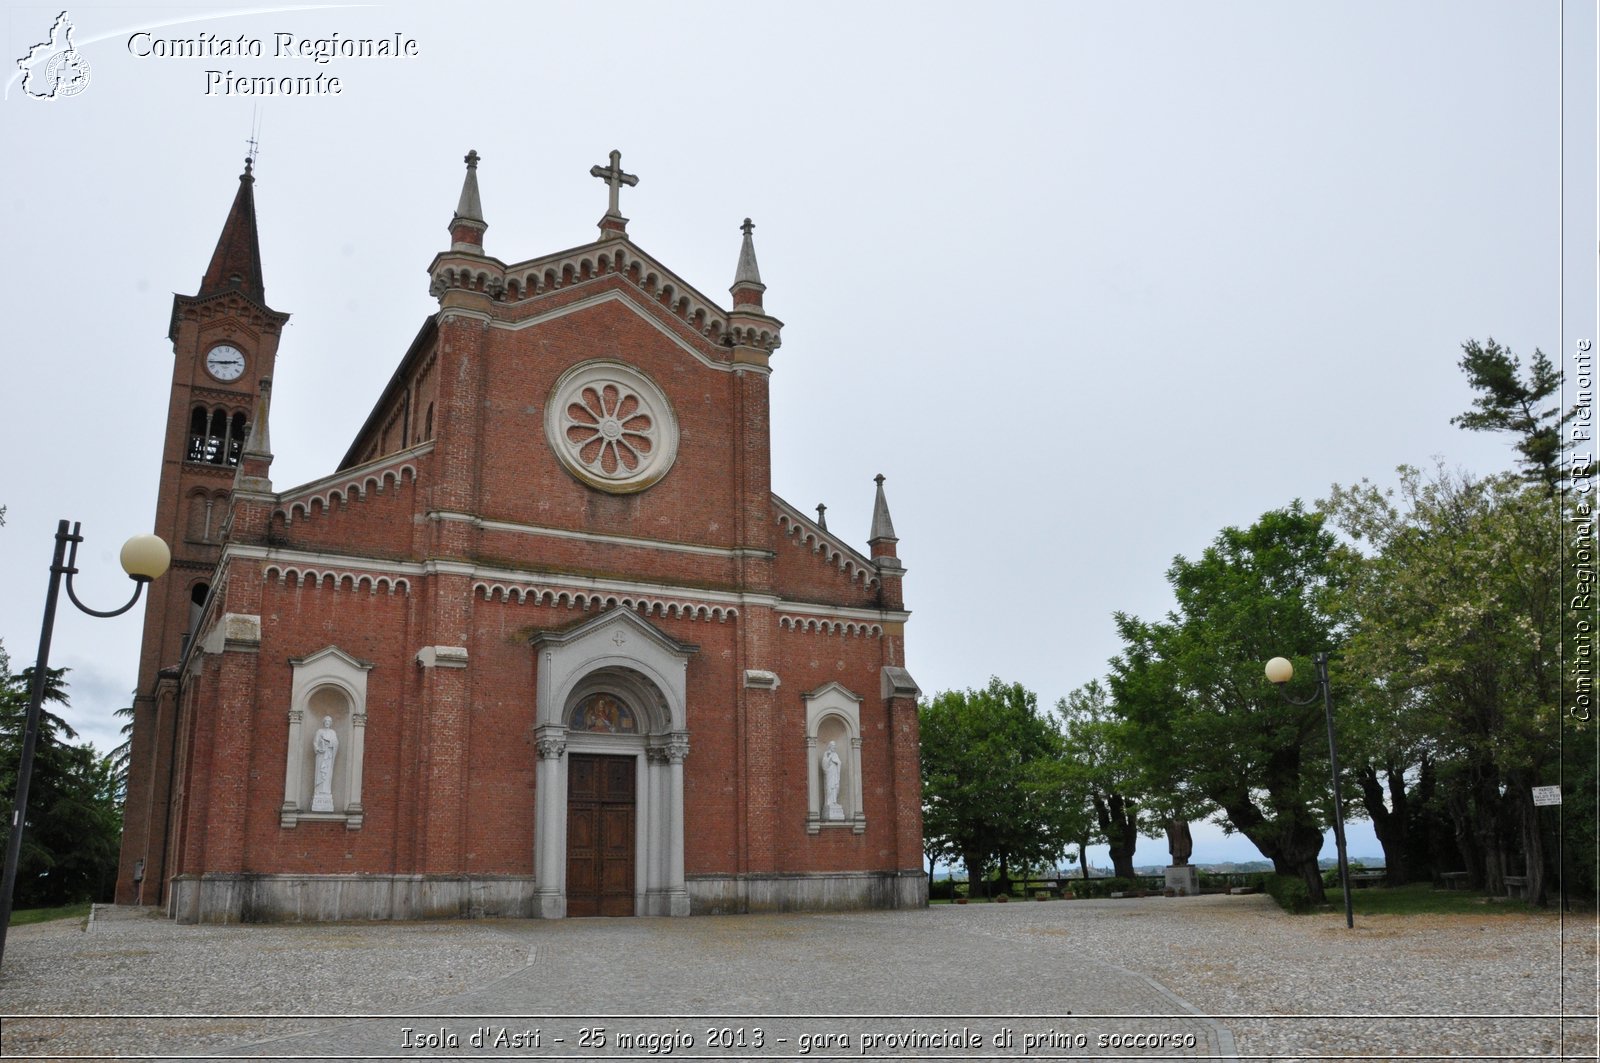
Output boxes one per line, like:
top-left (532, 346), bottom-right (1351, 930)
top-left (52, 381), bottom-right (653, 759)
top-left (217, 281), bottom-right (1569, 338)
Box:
top-left (449, 149), bottom-right (487, 251)
top-left (197, 157), bottom-right (266, 302)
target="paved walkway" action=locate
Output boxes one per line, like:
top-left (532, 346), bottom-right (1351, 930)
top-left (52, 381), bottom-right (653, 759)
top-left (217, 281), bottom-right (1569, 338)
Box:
top-left (2, 902), bottom-right (1234, 1061)
top-left (226, 907), bottom-right (1234, 1060)
top-left (3, 895), bottom-right (1591, 1060)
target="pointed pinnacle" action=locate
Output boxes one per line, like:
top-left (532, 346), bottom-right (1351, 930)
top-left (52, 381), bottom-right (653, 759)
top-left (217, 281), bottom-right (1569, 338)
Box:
top-left (454, 148), bottom-right (484, 224)
top-left (733, 217), bottom-right (763, 287)
top-left (870, 474), bottom-right (898, 542)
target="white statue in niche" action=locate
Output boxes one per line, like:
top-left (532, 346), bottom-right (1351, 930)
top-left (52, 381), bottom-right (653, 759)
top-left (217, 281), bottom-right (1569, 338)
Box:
top-left (311, 716), bottom-right (339, 812)
top-left (821, 741), bottom-right (844, 822)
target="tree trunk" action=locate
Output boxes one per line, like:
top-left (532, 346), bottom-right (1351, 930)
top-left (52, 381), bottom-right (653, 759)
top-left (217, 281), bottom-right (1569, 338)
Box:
top-left (1078, 841), bottom-right (1090, 880)
top-left (1474, 771), bottom-right (1508, 895)
top-left (1092, 792), bottom-right (1139, 880)
top-left (1408, 754), bottom-right (1445, 881)
top-left (1445, 784), bottom-right (1483, 886)
top-left (1299, 855), bottom-right (1327, 902)
top-left (962, 850), bottom-right (986, 899)
top-left (1217, 795), bottom-right (1328, 904)
top-left (1357, 763), bottom-right (1411, 885)
top-left (1507, 774), bottom-right (1547, 906)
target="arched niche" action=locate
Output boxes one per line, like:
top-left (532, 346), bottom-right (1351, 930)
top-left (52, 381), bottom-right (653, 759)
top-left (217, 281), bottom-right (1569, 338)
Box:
top-left (281, 646), bottom-right (372, 829)
top-left (804, 681), bottom-right (865, 834)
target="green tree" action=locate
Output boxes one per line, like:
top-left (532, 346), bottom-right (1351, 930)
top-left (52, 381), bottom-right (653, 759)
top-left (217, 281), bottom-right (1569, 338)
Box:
top-left (0, 665), bottom-right (124, 908)
top-left (1059, 680), bottom-right (1217, 879)
top-left (920, 679), bottom-right (1079, 896)
top-left (109, 703), bottom-right (134, 807)
top-left (1108, 504), bottom-right (1352, 903)
top-left (1323, 467), bottom-right (1564, 902)
top-left (1057, 681), bottom-right (1147, 880)
top-left (1451, 338), bottom-right (1571, 494)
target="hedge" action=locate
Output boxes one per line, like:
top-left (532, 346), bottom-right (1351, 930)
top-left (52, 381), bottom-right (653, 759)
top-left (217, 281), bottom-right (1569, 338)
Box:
top-left (1263, 873), bottom-right (1314, 913)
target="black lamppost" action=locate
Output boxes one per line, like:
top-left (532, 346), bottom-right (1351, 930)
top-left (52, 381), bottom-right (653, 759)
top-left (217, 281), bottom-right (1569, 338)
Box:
top-left (1264, 651), bottom-right (1354, 929)
top-left (0, 520), bottom-right (169, 968)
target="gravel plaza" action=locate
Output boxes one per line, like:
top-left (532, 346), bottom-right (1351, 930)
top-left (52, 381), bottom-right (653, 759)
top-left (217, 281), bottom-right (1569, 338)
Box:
top-left (0, 894), bottom-right (1593, 1061)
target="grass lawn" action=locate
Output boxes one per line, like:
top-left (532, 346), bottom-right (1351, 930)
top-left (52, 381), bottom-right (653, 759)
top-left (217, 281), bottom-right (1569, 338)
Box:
top-left (1335, 882), bottom-right (1541, 916)
top-left (8, 902), bottom-right (92, 927)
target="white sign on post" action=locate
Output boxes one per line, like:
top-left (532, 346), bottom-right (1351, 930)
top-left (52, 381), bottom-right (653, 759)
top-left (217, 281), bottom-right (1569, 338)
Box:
top-left (1531, 785), bottom-right (1562, 807)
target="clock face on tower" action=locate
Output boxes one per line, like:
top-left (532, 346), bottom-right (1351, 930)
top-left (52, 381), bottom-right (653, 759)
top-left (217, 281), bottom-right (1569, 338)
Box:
top-left (205, 344), bottom-right (246, 382)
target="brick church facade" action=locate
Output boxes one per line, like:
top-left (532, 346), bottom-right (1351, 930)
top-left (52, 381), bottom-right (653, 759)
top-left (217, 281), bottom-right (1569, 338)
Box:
top-left (115, 152), bottom-right (925, 922)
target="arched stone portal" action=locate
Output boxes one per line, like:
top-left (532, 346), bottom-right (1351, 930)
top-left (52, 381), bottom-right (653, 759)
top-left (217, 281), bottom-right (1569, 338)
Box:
top-left (530, 609), bottom-right (696, 918)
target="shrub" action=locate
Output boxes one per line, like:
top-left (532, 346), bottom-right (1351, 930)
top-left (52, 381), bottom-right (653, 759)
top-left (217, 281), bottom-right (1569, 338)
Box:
top-left (1322, 861), bottom-right (1364, 889)
top-left (1263, 873), bottom-right (1314, 914)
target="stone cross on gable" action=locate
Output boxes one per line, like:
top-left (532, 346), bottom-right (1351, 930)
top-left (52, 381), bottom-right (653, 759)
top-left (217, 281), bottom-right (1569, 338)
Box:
top-left (590, 149), bottom-right (638, 217)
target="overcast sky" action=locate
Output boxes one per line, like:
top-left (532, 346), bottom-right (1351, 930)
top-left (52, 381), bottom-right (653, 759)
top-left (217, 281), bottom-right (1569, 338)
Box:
top-left (2, 1), bottom-right (1593, 869)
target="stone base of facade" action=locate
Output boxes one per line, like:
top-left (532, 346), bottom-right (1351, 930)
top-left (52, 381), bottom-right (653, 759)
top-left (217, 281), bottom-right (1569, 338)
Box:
top-left (687, 870), bottom-right (927, 914)
top-left (168, 873), bottom-right (541, 924)
top-left (167, 870), bottom-right (925, 922)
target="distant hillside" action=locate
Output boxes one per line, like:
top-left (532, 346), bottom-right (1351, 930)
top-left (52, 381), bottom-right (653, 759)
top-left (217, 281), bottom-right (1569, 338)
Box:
top-left (1132, 857), bottom-right (1386, 875)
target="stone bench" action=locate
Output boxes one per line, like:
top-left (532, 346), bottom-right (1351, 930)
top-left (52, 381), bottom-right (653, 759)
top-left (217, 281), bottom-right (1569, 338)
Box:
top-left (1437, 872), bottom-right (1470, 890)
top-left (1503, 875), bottom-right (1528, 900)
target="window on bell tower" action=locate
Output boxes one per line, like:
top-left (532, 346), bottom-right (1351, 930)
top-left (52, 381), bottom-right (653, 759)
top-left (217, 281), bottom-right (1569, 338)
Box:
top-left (186, 405), bottom-right (249, 466)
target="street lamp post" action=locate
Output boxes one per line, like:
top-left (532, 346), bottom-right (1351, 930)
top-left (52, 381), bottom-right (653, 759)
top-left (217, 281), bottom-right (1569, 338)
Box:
top-left (1265, 651), bottom-right (1354, 929)
top-left (0, 520), bottom-right (169, 967)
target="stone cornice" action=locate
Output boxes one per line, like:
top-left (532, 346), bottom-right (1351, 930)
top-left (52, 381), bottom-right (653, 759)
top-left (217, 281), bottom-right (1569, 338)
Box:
top-left (430, 510), bottom-right (774, 561)
top-left (228, 546), bottom-right (908, 626)
top-left (775, 600), bottom-right (911, 625)
top-left (169, 287), bottom-right (289, 343)
top-left (490, 288), bottom-right (767, 375)
top-left (429, 235), bottom-right (781, 357)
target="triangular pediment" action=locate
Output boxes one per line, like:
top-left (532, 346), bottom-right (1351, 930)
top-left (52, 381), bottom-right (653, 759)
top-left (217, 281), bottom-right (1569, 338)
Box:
top-left (505, 235), bottom-right (730, 323)
top-left (499, 288), bottom-right (729, 371)
top-left (289, 645), bottom-right (374, 673)
top-left (804, 681), bottom-right (863, 704)
top-left (431, 234), bottom-right (780, 366)
top-left (530, 606), bottom-right (699, 660)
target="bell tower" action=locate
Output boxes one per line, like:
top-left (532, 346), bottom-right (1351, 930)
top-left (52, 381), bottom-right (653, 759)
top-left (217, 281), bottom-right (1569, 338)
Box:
top-left (115, 158), bottom-right (290, 905)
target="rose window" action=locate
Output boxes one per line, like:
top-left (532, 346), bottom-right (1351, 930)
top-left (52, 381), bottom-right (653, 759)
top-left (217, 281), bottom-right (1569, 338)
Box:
top-left (564, 383), bottom-right (654, 477)
top-left (545, 361), bottom-right (678, 493)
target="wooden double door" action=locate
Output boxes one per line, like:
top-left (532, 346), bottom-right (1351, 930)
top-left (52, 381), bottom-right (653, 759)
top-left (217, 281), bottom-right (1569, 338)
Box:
top-left (565, 754), bottom-right (636, 917)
